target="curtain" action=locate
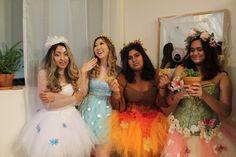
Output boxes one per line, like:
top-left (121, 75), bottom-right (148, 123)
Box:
top-left (23, 0), bottom-right (125, 120)
top-left (23, 0), bottom-right (101, 120)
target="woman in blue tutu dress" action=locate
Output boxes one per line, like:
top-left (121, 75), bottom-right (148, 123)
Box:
top-left (16, 36), bottom-right (95, 157)
top-left (79, 35), bottom-right (120, 157)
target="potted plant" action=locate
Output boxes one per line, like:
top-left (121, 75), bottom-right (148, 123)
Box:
top-left (183, 68), bottom-right (201, 85)
top-left (0, 41), bottom-right (23, 89)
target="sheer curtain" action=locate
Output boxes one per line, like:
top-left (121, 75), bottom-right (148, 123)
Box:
top-left (23, 0), bottom-right (125, 120)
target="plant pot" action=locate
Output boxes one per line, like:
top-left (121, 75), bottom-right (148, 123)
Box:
top-left (183, 76), bottom-right (201, 85)
top-left (0, 74), bottom-right (14, 89)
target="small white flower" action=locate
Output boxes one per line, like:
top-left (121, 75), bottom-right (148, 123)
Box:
top-left (168, 115), bottom-right (175, 121)
top-left (190, 125), bottom-right (199, 133)
top-left (200, 31), bottom-right (210, 41)
top-left (183, 128), bottom-right (191, 137)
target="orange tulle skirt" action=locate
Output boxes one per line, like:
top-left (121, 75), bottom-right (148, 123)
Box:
top-left (109, 104), bottom-right (169, 157)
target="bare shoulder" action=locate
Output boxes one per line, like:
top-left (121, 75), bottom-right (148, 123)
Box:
top-left (219, 71), bottom-right (231, 82)
top-left (117, 73), bottom-right (125, 82)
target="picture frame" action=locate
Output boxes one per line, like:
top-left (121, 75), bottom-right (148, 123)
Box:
top-left (157, 9), bottom-right (230, 68)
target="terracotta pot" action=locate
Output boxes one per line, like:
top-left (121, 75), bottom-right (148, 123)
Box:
top-left (183, 76), bottom-right (201, 85)
top-left (0, 74), bottom-right (14, 89)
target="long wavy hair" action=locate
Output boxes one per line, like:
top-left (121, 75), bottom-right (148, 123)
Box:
top-left (120, 42), bottom-right (155, 83)
top-left (90, 36), bottom-right (117, 78)
top-left (41, 42), bottom-right (79, 92)
top-left (183, 37), bottom-right (220, 80)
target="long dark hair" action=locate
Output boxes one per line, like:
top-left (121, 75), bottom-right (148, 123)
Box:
top-left (120, 42), bottom-right (155, 83)
top-left (183, 37), bottom-right (220, 80)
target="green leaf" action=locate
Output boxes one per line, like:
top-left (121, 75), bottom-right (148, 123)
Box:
top-left (0, 41), bottom-right (23, 74)
top-left (184, 68), bottom-right (200, 77)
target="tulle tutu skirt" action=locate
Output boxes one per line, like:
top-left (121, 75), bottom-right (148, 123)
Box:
top-left (110, 104), bottom-right (169, 157)
top-left (15, 106), bottom-right (95, 157)
top-left (79, 94), bottom-right (112, 144)
top-left (161, 121), bottom-right (236, 157)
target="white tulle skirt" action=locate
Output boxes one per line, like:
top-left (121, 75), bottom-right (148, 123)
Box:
top-left (15, 106), bottom-right (95, 157)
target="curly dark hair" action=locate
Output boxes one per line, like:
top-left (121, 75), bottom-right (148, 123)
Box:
top-left (120, 41), bottom-right (155, 83)
top-left (183, 37), bottom-right (220, 80)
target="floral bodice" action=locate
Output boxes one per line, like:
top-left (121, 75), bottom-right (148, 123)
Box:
top-left (88, 78), bottom-right (112, 97)
top-left (169, 83), bottom-right (220, 140)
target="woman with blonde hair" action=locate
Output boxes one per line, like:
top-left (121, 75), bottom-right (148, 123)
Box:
top-left (16, 36), bottom-right (94, 157)
top-left (79, 35), bottom-right (120, 157)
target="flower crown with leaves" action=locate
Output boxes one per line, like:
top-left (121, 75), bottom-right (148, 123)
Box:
top-left (45, 36), bottom-right (69, 50)
top-left (123, 39), bottom-right (147, 51)
top-left (185, 28), bottom-right (217, 50)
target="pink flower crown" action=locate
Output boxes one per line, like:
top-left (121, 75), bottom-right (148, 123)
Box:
top-left (185, 28), bottom-right (217, 49)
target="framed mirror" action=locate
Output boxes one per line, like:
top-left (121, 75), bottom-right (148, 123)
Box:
top-left (157, 9), bottom-right (230, 68)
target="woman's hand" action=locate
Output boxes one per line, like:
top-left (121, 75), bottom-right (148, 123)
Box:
top-left (73, 91), bottom-right (85, 103)
top-left (107, 78), bottom-right (120, 93)
top-left (40, 91), bottom-right (56, 103)
top-left (185, 83), bottom-right (202, 97)
top-left (158, 74), bottom-right (170, 89)
top-left (80, 58), bottom-right (97, 74)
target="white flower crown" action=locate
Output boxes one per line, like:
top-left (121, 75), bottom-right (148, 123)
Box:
top-left (45, 36), bottom-right (69, 50)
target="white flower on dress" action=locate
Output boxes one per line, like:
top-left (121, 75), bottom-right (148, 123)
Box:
top-left (190, 125), bottom-right (199, 134)
top-left (168, 115), bottom-right (220, 141)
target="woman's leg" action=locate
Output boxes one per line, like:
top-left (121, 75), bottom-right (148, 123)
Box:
top-left (95, 144), bottom-right (110, 157)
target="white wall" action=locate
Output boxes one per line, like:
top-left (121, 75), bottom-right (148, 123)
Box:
top-left (124, 0), bottom-right (236, 117)
top-left (0, 89), bottom-right (26, 157)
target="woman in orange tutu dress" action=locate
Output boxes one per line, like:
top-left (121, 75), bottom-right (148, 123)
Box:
top-left (109, 40), bottom-right (170, 157)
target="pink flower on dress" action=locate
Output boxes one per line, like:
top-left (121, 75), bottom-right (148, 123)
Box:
top-left (203, 118), bottom-right (216, 128)
top-left (213, 144), bottom-right (227, 154)
top-left (184, 146), bottom-right (190, 154)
